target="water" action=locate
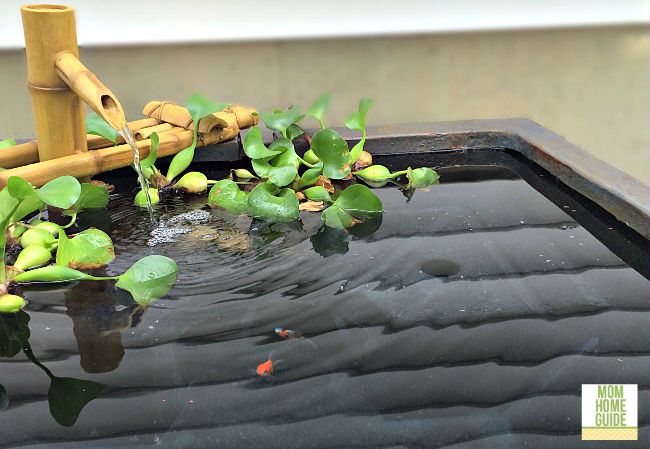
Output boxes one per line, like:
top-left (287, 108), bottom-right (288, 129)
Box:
top-left (119, 125), bottom-right (155, 222)
top-left (0, 162), bottom-right (648, 448)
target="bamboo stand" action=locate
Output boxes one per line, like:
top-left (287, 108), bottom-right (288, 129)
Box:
top-left (0, 104), bottom-right (258, 188)
top-left (21, 4), bottom-right (126, 161)
top-left (1, 4), bottom-right (259, 189)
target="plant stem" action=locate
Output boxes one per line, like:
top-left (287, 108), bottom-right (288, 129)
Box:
top-left (62, 211), bottom-right (77, 229)
top-left (388, 169), bottom-right (409, 178)
top-left (297, 156), bottom-right (318, 168)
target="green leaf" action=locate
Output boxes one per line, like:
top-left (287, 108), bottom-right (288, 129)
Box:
top-left (73, 183), bottom-right (109, 210)
top-left (208, 179), bottom-right (249, 215)
top-left (406, 167), bottom-right (440, 189)
top-left (7, 177), bottom-right (34, 200)
top-left (166, 145), bottom-right (195, 182)
top-left (11, 194), bottom-right (43, 223)
top-left (115, 255), bottom-right (178, 306)
top-left (251, 143), bottom-right (299, 187)
top-left (5, 177), bottom-right (42, 223)
top-left (344, 98), bottom-right (373, 131)
top-left (298, 164), bottom-right (323, 189)
top-left (302, 186), bottom-right (332, 202)
top-left (185, 93), bottom-right (228, 124)
top-left (306, 93), bottom-right (331, 128)
top-left (36, 176), bottom-right (81, 209)
top-left (48, 377), bottom-right (108, 427)
top-left (321, 184), bottom-right (382, 229)
top-left (165, 95), bottom-right (227, 182)
top-left (0, 139), bottom-right (17, 149)
top-left (311, 129), bottom-right (351, 180)
top-left (56, 229), bottom-right (115, 269)
top-left (140, 132), bottom-right (158, 169)
top-left (260, 107), bottom-right (302, 137)
top-left (12, 265), bottom-right (101, 284)
top-left (349, 139), bottom-right (365, 164)
top-left (85, 113), bottom-right (118, 144)
top-left (248, 182), bottom-right (299, 222)
top-left (252, 160), bottom-right (297, 187)
top-left (0, 188), bottom-right (19, 224)
top-left (269, 138), bottom-right (300, 169)
top-left (286, 124), bottom-right (304, 141)
top-left (345, 98), bottom-right (373, 163)
top-left (243, 127), bottom-right (280, 159)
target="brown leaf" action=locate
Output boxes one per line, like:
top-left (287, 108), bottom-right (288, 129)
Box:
top-left (299, 200), bottom-right (325, 212)
top-left (151, 171), bottom-right (170, 189)
top-left (296, 191), bottom-right (306, 201)
top-left (353, 151), bottom-right (373, 170)
top-left (89, 180), bottom-right (115, 193)
top-left (315, 176), bottom-right (335, 193)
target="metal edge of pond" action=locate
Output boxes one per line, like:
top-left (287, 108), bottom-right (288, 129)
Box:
top-left (352, 118), bottom-right (649, 239)
top-left (172, 118), bottom-right (649, 238)
top-left (206, 118), bottom-right (646, 239)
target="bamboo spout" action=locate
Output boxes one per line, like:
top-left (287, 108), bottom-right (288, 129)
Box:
top-left (54, 52), bottom-right (127, 131)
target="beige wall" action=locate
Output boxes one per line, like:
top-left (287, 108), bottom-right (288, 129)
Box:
top-left (1, 26), bottom-right (647, 181)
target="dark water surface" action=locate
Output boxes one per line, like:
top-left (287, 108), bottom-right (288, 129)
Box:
top-left (1, 158), bottom-right (648, 448)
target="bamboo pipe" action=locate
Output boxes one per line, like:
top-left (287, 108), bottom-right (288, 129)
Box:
top-left (0, 130), bottom-right (194, 188)
top-left (134, 123), bottom-right (174, 140)
top-left (54, 52), bottom-right (127, 131)
top-left (21, 4), bottom-right (86, 162)
top-left (143, 101), bottom-right (258, 133)
top-left (0, 118), bottom-right (160, 170)
top-left (0, 124), bottom-right (240, 189)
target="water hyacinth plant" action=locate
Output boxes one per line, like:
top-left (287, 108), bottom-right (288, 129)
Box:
top-left (204, 94), bottom-right (440, 229)
top-left (79, 93), bottom-right (440, 262)
top-left (0, 175), bottom-right (178, 314)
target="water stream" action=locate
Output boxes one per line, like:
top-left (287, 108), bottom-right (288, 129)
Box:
top-left (118, 125), bottom-right (155, 222)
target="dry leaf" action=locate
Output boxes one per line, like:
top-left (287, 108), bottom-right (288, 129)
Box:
top-left (89, 180), bottom-right (115, 193)
top-left (151, 171), bottom-right (170, 189)
top-left (353, 151), bottom-right (373, 170)
top-left (296, 191), bottom-right (306, 201)
top-left (315, 176), bottom-right (334, 193)
top-left (299, 200), bottom-right (325, 211)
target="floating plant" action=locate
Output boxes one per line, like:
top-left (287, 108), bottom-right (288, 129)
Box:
top-left (1, 94), bottom-right (440, 314)
top-left (0, 175), bottom-right (178, 314)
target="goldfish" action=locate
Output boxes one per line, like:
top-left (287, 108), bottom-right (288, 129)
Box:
top-left (274, 327), bottom-right (303, 340)
top-left (256, 354), bottom-right (275, 377)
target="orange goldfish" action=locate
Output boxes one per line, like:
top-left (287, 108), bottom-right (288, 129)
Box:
top-left (256, 355), bottom-right (275, 377)
top-left (274, 327), bottom-right (303, 340)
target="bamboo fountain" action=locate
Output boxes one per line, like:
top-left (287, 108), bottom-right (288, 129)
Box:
top-left (0, 4), bottom-right (257, 188)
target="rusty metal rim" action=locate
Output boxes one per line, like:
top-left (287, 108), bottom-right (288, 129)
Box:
top-left (323, 118), bottom-right (648, 239)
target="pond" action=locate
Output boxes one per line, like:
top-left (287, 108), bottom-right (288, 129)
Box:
top-left (1, 152), bottom-right (648, 448)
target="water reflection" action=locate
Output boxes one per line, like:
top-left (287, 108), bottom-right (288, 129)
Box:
top-left (64, 277), bottom-right (144, 373)
top-left (0, 312), bottom-right (108, 427)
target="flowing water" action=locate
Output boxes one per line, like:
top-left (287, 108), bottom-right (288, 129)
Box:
top-left (0, 158), bottom-right (648, 448)
top-left (119, 125), bottom-right (155, 222)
